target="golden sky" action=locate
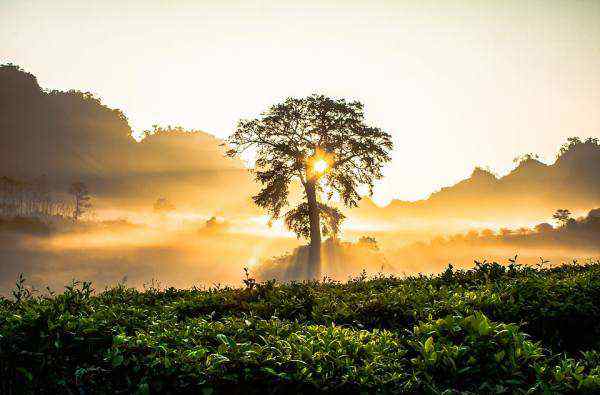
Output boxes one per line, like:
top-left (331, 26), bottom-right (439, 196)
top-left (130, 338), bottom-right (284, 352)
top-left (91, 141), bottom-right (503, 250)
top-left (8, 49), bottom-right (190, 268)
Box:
top-left (2, 0), bottom-right (599, 204)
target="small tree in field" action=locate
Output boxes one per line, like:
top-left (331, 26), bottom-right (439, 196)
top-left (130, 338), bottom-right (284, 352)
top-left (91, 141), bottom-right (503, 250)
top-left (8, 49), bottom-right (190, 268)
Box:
top-left (553, 209), bottom-right (572, 227)
top-left (69, 181), bottom-right (91, 221)
top-left (153, 197), bottom-right (176, 215)
top-left (226, 94), bottom-right (393, 278)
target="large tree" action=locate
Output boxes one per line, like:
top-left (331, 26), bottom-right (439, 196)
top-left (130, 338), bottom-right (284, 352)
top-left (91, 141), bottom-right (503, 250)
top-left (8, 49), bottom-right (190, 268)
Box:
top-left (226, 95), bottom-right (393, 278)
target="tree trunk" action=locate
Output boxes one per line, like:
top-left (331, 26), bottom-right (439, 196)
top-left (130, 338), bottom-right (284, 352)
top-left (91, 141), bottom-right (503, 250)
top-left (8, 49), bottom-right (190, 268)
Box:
top-left (305, 179), bottom-right (322, 280)
top-left (74, 196), bottom-right (79, 221)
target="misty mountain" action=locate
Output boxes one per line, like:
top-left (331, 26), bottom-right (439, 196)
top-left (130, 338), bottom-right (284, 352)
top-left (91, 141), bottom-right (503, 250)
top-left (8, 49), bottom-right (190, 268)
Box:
top-left (2, 64), bottom-right (598, 222)
top-left (354, 138), bottom-right (600, 222)
top-left (0, 64), bottom-right (255, 212)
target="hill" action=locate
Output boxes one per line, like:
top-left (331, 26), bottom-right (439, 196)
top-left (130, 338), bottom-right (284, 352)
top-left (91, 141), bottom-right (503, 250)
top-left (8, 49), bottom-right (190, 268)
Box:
top-left (3, 261), bottom-right (600, 393)
top-left (0, 64), bottom-right (255, 213)
top-left (3, 64), bottom-right (598, 221)
top-left (354, 137), bottom-right (600, 223)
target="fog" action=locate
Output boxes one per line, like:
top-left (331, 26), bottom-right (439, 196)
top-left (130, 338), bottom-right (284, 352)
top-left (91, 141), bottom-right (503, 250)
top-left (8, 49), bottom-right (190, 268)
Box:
top-left (0, 217), bottom-right (298, 295)
top-left (1, 65), bottom-right (598, 295)
top-left (1, 207), bottom-right (598, 296)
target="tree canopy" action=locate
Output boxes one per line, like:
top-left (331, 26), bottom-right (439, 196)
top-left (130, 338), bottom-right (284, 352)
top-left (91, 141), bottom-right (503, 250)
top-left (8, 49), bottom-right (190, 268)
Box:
top-left (226, 94), bottom-right (393, 276)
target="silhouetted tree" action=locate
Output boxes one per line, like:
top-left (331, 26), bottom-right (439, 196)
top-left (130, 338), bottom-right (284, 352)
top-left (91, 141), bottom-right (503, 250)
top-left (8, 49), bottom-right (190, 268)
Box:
top-left (557, 136), bottom-right (599, 157)
top-left (69, 181), bottom-right (91, 221)
top-left (513, 153), bottom-right (539, 165)
top-left (226, 95), bottom-right (393, 278)
top-left (553, 209), bottom-right (572, 227)
top-left (357, 236), bottom-right (379, 250)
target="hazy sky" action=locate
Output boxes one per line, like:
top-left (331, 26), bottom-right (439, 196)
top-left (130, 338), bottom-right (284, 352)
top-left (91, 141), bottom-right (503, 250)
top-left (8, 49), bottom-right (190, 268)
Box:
top-left (2, 0), bottom-right (599, 204)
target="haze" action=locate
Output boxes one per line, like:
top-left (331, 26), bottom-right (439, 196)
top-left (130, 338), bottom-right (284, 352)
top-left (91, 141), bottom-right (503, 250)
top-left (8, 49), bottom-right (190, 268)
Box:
top-left (3, 0), bottom-right (600, 203)
top-left (1, 1), bottom-right (599, 295)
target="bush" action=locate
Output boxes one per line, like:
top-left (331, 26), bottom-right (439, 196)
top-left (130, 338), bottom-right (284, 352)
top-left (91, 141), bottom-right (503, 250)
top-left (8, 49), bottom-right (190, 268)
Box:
top-left (2, 261), bottom-right (600, 393)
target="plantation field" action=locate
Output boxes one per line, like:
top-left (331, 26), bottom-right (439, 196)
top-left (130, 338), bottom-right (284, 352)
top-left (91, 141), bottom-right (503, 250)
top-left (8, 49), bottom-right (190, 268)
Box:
top-left (2, 261), bottom-right (600, 394)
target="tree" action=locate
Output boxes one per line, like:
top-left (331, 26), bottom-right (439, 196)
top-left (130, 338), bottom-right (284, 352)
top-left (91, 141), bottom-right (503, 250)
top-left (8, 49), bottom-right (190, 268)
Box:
top-left (558, 137), bottom-right (582, 156)
top-left (357, 236), bottom-right (379, 251)
top-left (513, 153), bottom-right (539, 165)
top-left (153, 197), bottom-right (176, 215)
top-left (226, 95), bottom-right (393, 278)
top-left (553, 209), bottom-right (572, 227)
top-left (69, 181), bottom-right (91, 221)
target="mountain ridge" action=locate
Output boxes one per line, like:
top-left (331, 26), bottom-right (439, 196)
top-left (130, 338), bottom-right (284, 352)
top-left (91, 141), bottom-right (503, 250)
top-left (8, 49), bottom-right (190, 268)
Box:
top-left (354, 137), bottom-right (600, 222)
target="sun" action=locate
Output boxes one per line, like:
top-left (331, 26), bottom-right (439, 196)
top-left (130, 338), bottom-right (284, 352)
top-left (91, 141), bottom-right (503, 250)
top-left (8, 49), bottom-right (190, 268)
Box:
top-left (313, 158), bottom-right (329, 174)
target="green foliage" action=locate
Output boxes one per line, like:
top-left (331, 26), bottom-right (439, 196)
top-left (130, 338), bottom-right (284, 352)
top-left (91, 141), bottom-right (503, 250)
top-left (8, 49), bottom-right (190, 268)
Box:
top-left (3, 261), bottom-right (600, 393)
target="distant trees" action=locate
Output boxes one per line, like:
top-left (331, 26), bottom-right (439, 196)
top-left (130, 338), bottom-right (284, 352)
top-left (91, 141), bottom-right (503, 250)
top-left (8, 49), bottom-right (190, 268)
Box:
top-left (513, 153), bottom-right (540, 165)
top-left (558, 136), bottom-right (599, 157)
top-left (226, 95), bottom-right (393, 278)
top-left (0, 176), bottom-right (94, 222)
top-left (69, 181), bottom-right (92, 221)
top-left (357, 236), bottom-right (379, 250)
top-left (199, 216), bottom-right (231, 235)
top-left (0, 175), bottom-right (72, 219)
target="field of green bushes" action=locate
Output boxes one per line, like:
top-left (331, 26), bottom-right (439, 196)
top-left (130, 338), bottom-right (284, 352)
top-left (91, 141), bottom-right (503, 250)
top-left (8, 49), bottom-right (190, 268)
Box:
top-left (2, 260), bottom-right (600, 394)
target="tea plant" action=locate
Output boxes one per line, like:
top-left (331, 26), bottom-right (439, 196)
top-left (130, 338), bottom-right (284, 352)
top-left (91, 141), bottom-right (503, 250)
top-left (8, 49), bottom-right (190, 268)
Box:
top-left (2, 260), bottom-right (600, 393)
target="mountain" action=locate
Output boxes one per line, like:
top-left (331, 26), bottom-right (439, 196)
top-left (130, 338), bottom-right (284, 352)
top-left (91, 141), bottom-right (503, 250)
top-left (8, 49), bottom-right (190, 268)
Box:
top-left (353, 138), bottom-right (600, 223)
top-left (0, 64), bottom-right (255, 213)
top-left (2, 64), bottom-right (597, 221)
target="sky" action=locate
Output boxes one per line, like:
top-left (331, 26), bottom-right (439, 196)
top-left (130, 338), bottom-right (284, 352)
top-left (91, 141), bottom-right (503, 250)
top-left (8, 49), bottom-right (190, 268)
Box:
top-left (2, 0), bottom-right (599, 204)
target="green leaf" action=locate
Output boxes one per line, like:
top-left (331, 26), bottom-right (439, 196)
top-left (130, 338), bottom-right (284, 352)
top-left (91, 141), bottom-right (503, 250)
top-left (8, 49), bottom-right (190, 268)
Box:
top-left (478, 319), bottom-right (491, 336)
top-left (261, 367), bottom-right (278, 376)
top-left (495, 351), bottom-right (505, 362)
top-left (216, 334), bottom-right (229, 345)
top-left (16, 367), bottom-right (33, 382)
top-left (424, 336), bottom-right (434, 353)
top-left (112, 354), bottom-right (124, 367)
top-left (136, 383), bottom-right (150, 395)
